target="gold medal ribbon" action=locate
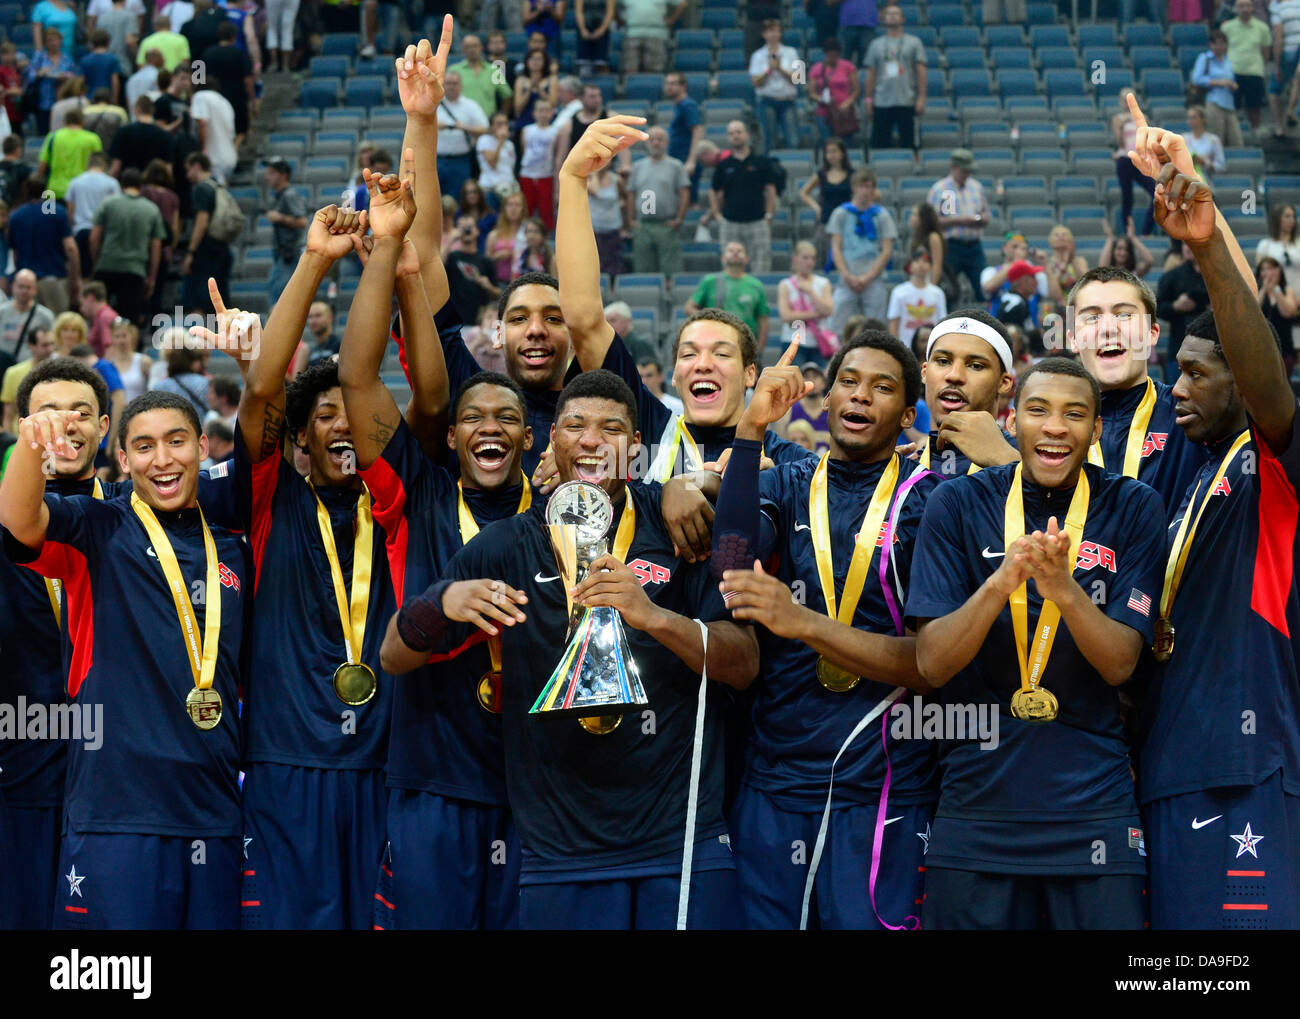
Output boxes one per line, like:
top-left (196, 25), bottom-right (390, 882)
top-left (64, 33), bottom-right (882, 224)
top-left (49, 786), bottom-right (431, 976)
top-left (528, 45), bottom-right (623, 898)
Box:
top-left (46, 478), bottom-right (103, 626)
top-left (559, 493), bottom-right (636, 621)
top-left (657, 417), bottom-right (705, 482)
top-left (1088, 377), bottom-right (1156, 478)
top-left (919, 439), bottom-right (981, 475)
top-left (310, 482), bottom-right (373, 665)
top-left (131, 491), bottom-right (220, 692)
top-left (1004, 463), bottom-right (1090, 701)
top-left (1159, 429), bottom-right (1251, 620)
top-left (809, 452), bottom-right (900, 627)
top-left (458, 477), bottom-right (532, 671)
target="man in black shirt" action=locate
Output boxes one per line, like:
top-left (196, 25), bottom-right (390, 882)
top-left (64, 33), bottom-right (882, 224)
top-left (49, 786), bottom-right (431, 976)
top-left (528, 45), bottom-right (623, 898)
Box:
top-left (444, 214), bottom-right (499, 326)
top-left (201, 20), bottom-right (253, 143)
top-left (1155, 242), bottom-right (1210, 382)
top-left (181, 153), bottom-right (231, 315)
top-left (181, 0), bottom-right (229, 62)
top-left (109, 96), bottom-right (174, 176)
top-left (709, 120), bottom-right (779, 273)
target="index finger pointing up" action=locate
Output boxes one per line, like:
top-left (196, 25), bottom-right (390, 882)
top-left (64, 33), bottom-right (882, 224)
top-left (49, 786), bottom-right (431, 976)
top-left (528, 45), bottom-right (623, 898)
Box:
top-left (777, 335), bottom-right (801, 367)
top-left (208, 277), bottom-right (226, 315)
top-left (433, 14), bottom-right (453, 65)
top-left (1126, 90), bottom-right (1148, 131)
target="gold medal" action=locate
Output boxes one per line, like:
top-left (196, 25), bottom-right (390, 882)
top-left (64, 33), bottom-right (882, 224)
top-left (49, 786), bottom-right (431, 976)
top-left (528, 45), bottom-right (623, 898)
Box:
top-left (1152, 617), bottom-right (1175, 663)
top-left (1010, 686), bottom-right (1059, 723)
top-left (816, 655), bottom-right (861, 693)
top-left (579, 714), bottom-right (622, 735)
top-left (333, 662), bottom-right (377, 705)
top-left (478, 670), bottom-right (503, 713)
top-left (185, 687), bottom-right (223, 730)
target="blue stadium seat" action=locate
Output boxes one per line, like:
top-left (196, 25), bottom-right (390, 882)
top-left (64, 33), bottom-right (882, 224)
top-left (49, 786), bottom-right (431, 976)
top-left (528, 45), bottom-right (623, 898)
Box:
top-left (1141, 69), bottom-right (1185, 98)
top-left (276, 109), bottom-right (319, 133)
top-left (1017, 123), bottom-right (1061, 145)
top-left (946, 48), bottom-right (987, 69)
top-left (1072, 148), bottom-right (1115, 175)
top-left (985, 26), bottom-right (1024, 49)
top-left (624, 74), bottom-right (662, 101)
top-left (1029, 25), bottom-right (1070, 49)
top-left (684, 73), bottom-right (709, 99)
top-left (929, 5), bottom-right (967, 28)
top-left (1170, 23), bottom-right (1209, 49)
top-left (675, 29), bottom-right (715, 50)
top-left (673, 49), bottom-right (712, 73)
top-left (1036, 47), bottom-right (1080, 70)
top-left (300, 80), bottom-right (341, 110)
top-left (920, 122), bottom-right (962, 149)
top-left (715, 72), bottom-right (751, 101)
top-left (968, 122), bottom-right (1011, 147)
top-left (344, 77), bottom-right (385, 107)
top-left (1045, 70), bottom-right (1086, 100)
top-left (1077, 24), bottom-right (1118, 48)
top-left (1062, 206), bottom-right (1107, 236)
top-left (266, 132), bottom-right (309, 158)
top-left (1021, 148), bottom-right (1067, 174)
top-left (701, 8), bottom-right (732, 29)
top-left (1053, 176), bottom-right (1100, 204)
top-left (1003, 177), bottom-right (1049, 202)
top-left (1005, 95), bottom-right (1053, 120)
top-left (957, 95), bottom-right (1003, 118)
top-left (355, 58), bottom-right (394, 77)
top-left (321, 108), bottom-right (366, 132)
top-left (872, 150), bottom-right (917, 180)
top-left (717, 49), bottom-right (747, 71)
top-left (1053, 96), bottom-right (1097, 117)
top-left (1026, 2), bottom-right (1057, 24)
top-left (951, 69), bottom-right (993, 97)
top-left (1082, 46), bottom-right (1124, 71)
top-left (718, 29), bottom-right (744, 50)
top-left (991, 48), bottom-right (1034, 70)
top-left (313, 131), bottom-right (356, 156)
top-left (1179, 45), bottom-right (1206, 77)
top-left (1126, 24), bottom-right (1166, 47)
top-left (997, 70), bottom-right (1038, 98)
top-left (973, 148), bottom-right (1017, 176)
top-left (1130, 45), bottom-right (1174, 71)
top-left (925, 68), bottom-right (946, 98)
top-left (943, 25), bottom-right (981, 48)
top-left (309, 55), bottom-right (349, 78)
top-left (911, 26), bottom-right (938, 46)
top-left (321, 34), bottom-right (354, 57)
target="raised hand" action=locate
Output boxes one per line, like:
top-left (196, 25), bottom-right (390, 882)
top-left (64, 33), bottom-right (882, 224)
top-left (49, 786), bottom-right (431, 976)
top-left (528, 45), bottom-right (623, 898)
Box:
top-left (18, 409), bottom-right (83, 462)
top-left (987, 535), bottom-right (1038, 598)
top-left (365, 148), bottom-right (417, 239)
top-left (741, 337), bottom-right (815, 432)
top-left (306, 203), bottom-right (368, 261)
top-left (559, 115), bottom-right (647, 181)
top-left (352, 232), bottom-right (422, 278)
top-left (720, 559), bottom-right (805, 637)
top-left (443, 578), bottom-right (529, 636)
top-left (1022, 516), bottom-right (1075, 603)
top-left (1126, 92), bottom-right (1196, 182)
top-left (188, 278), bottom-right (262, 369)
top-left (395, 20), bottom-right (453, 118)
top-left (1150, 164), bottom-right (1215, 246)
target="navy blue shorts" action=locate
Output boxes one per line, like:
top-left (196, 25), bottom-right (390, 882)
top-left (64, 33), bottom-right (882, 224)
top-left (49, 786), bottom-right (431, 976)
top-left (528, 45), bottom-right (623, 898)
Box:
top-left (373, 788), bottom-right (519, 930)
top-left (730, 783), bottom-right (933, 930)
top-left (921, 867), bottom-right (1146, 930)
top-left (241, 763), bottom-right (387, 930)
top-left (1144, 771), bottom-right (1300, 930)
top-left (54, 830), bottom-right (241, 929)
top-left (0, 799), bottom-right (59, 929)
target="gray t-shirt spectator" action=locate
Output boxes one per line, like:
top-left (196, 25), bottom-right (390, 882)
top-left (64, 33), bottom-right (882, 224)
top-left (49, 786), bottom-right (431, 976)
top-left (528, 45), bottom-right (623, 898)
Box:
top-left (65, 169), bottom-right (122, 234)
top-left (826, 202), bottom-right (898, 274)
top-left (93, 192), bottom-right (167, 278)
top-left (98, 6), bottom-right (140, 74)
top-left (629, 155), bottom-right (689, 222)
top-left (865, 33), bottom-right (926, 107)
top-left (0, 303), bottom-right (54, 355)
top-left (269, 185), bottom-right (308, 262)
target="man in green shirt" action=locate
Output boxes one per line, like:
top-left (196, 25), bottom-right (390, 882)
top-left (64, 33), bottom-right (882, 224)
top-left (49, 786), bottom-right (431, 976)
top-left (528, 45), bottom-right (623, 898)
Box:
top-left (37, 109), bottom-right (104, 200)
top-left (136, 14), bottom-right (191, 71)
top-left (89, 167), bottom-right (166, 325)
top-left (1222, 0), bottom-right (1274, 129)
top-left (685, 241), bottom-right (771, 349)
top-left (448, 32), bottom-right (512, 119)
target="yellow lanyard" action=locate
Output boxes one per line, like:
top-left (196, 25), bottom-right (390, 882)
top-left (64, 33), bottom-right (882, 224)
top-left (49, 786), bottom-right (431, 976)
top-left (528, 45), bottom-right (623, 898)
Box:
top-left (919, 438), bottom-right (981, 475)
top-left (1160, 430), bottom-right (1251, 619)
top-left (131, 492), bottom-right (220, 692)
top-left (309, 482), bottom-right (374, 666)
top-left (46, 478), bottom-right (103, 626)
top-left (1088, 377), bottom-right (1157, 478)
top-left (808, 452), bottom-right (899, 625)
top-left (457, 477), bottom-right (533, 672)
top-left (657, 417), bottom-right (705, 482)
top-left (1003, 464), bottom-right (1090, 698)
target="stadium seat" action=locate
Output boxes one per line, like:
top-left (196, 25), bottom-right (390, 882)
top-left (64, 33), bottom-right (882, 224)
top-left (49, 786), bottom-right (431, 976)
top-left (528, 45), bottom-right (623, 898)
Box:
top-left (673, 49), bottom-right (712, 72)
top-left (1016, 123), bottom-right (1062, 146)
top-left (1094, 69), bottom-right (1135, 101)
top-left (1126, 24), bottom-right (1166, 47)
top-left (951, 69), bottom-right (994, 98)
top-left (321, 108), bottom-right (366, 132)
top-left (320, 33), bottom-right (354, 57)
top-left (920, 123), bottom-right (962, 150)
top-left (1141, 69), bottom-right (1185, 99)
top-left (1077, 24), bottom-right (1118, 48)
top-left (1036, 47), bottom-right (1080, 70)
top-left (925, 68), bottom-right (946, 98)
top-left (969, 122), bottom-right (1012, 147)
top-left (872, 150), bottom-right (917, 181)
top-left (1170, 23), bottom-right (1209, 49)
top-left (1062, 206), bottom-right (1107, 237)
top-left (1052, 176), bottom-right (1099, 205)
top-left (344, 77), bottom-right (385, 108)
top-left (1021, 149), bottom-right (1067, 175)
top-left (1053, 96), bottom-right (1098, 119)
top-left (276, 109), bottom-right (319, 133)
top-left (1045, 70), bottom-right (1086, 101)
top-left (1082, 46), bottom-right (1124, 72)
top-left (990, 48), bottom-right (1034, 70)
top-left (1178, 45), bottom-right (1205, 77)
top-left (946, 48), bottom-right (987, 69)
top-left (717, 49), bottom-right (748, 71)
top-left (957, 95), bottom-right (1003, 118)
top-left (309, 55), bottom-right (349, 78)
top-left (700, 8), bottom-right (732, 29)
top-left (624, 74), bottom-right (662, 102)
top-left (973, 148), bottom-right (1017, 178)
top-left (1026, 2), bottom-right (1057, 24)
top-left (303, 156), bottom-right (349, 185)
top-left (911, 26), bottom-right (938, 46)
top-left (312, 131), bottom-right (355, 157)
top-left (1003, 176), bottom-right (1049, 204)
top-left (899, 179), bottom-right (935, 207)
top-left (675, 29), bottom-right (715, 50)
top-left (1226, 148), bottom-right (1265, 178)
top-left (919, 150), bottom-right (955, 178)
top-left (997, 70), bottom-right (1038, 98)
top-left (1005, 96), bottom-right (1053, 122)
top-left (266, 132), bottom-right (309, 159)
top-left (228, 186), bottom-right (261, 217)
top-left (985, 26), bottom-right (1025, 49)
top-left (368, 108), bottom-right (406, 131)
top-left (718, 29), bottom-right (744, 51)
top-left (1029, 25), bottom-right (1071, 49)
top-left (354, 58), bottom-right (393, 78)
top-left (300, 79), bottom-right (341, 110)
top-left (942, 26), bottom-right (982, 49)
top-left (715, 72), bottom-right (752, 101)
top-left (1130, 45), bottom-right (1174, 71)
top-left (929, 6), bottom-right (967, 28)
top-left (1072, 148), bottom-right (1115, 176)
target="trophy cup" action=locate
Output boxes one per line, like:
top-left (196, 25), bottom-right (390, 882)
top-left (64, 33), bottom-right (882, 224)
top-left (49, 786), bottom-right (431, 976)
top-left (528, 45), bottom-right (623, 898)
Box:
top-left (529, 481), bottom-right (648, 734)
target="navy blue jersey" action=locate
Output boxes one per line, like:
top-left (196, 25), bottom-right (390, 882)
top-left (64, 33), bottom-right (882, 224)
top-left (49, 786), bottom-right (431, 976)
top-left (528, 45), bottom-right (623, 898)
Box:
top-left (600, 332), bottom-right (813, 477)
top-left (234, 431), bottom-right (394, 770)
top-left (741, 455), bottom-right (941, 810)
top-left (16, 493), bottom-right (250, 837)
top-left (1096, 378), bottom-right (1208, 519)
top-left (437, 483), bottom-right (732, 873)
top-left (916, 428), bottom-right (1017, 481)
top-left (906, 464), bottom-right (1164, 870)
top-left (1139, 410), bottom-right (1300, 803)
top-left (361, 418), bottom-right (520, 805)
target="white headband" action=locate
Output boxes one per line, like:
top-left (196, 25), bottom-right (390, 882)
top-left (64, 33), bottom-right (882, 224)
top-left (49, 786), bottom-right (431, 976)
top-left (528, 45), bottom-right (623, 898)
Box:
top-left (926, 316), bottom-right (1015, 375)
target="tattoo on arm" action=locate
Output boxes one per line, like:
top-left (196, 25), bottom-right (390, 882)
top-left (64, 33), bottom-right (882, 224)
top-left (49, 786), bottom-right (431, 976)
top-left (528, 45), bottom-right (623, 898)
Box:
top-left (260, 402), bottom-right (285, 460)
top-left (367, 411), bottom-right (398, 452)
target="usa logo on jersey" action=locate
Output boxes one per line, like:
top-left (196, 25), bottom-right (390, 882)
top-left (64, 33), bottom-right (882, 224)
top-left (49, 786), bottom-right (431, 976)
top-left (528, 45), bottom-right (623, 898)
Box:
top-left (1141, 432), bottom-right (1168, 458)
top-left (1076, 541), bottom-right (1117, 573)
top-left (628, 559), bottom-right (671, 587)
top-left (218, 563), bottom-right (241, 593)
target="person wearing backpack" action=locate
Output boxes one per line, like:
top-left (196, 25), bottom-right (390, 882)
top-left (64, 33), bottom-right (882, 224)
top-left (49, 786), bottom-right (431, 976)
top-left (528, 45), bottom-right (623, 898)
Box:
top-left (90, 166), bottom-right (167, 326)
top-left (181, 152), bottom-right (235, 315)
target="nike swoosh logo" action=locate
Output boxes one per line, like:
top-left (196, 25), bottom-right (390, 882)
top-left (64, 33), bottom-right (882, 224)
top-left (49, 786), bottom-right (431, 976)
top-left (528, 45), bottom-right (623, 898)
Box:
top-left (146, 546), bottom-right (157, 558)
top-left (535, 572), bottom-right (559, 583)
top-left (883, 816), bottom-right (903, 826)
top-left (1191, 815), bottom-right (1223, 829)
top-left (981, 547), bottom-right (1004, 559)
top-left (795, 523), bottom-right (810, 532)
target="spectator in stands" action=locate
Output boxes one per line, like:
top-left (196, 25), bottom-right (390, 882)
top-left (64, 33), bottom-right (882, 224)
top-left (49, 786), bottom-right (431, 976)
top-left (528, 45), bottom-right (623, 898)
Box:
top-left (1156, 242), bottom-right (1211, 380)
top-left (31, 0), bottom-right (79, 57)
top-left (98, 0), bottom-right (141, 76)
top-left (552, 74), bottom-right (583, 130)
top-left (1185, 103), bottom-right (1227, 178)
top-left (991, 260), bottom-right (1044, 332)
top-left (637, 355), bottom-right (683, 413)
top-left (445, 213), bottom-right (500, 326)
top-left (779, 240), bottom-right (835, 366)
top-left (519, 97), bottom-right (559, 231)
top-left (588, 161), bottom-right (627, 277)
top-left (749, 18), bottom-right (801, 153)
top-left (0, 326), bottom-right (55, 431)
top-left (265, 0), bottom-right (298, 72)
top-left (79, 280), bottom-right (120, 357)
top-left (451, 32), bottom-right (512, 121)
top-left (629, 126), bottom-right (687, 276)
top-left (81, 30), bottom-right (123, 104)
top-left (622, 0), bottom-right (685, 75)
top-left (50, 76), bottom-right (89, 133)
top-left (684, 240), bottom-right (771, 349)
top-left (105, 317), bottom-right (151, 402)
top-left (190, 76), bottom-right (237, 182)
top-left (1255, 202), bottom-right (1300, 282)
top-left (1256, 254), bottom-right (1299, 374)
top-left (181, 151), bottom-right (231, 313)
top-left (799, 136), bottom-right (853, 270)
top-left (1100, 216), bottom-right (1156, 277)
top-left (154, 63), bottom-right (193, 133)
top-left (0, 43), bottom-right (23, 131)
top-left (10, 177), bottom-right (79, 314)
top-left (205, 373), bottom-right (239, 428)
top-left (575, 0), bottom-right (615, 77)
top-left (907, 201), bottom-right (947, 290)
top-left (865, 3), bottom-right (926, 151)
top-left (838, 0), bottom-right (879, 65)
top-left (981, 230), bottom-right (1047, 305)
top-left (0, 135), bottom-right (28, 208)
top-left (440, 194), bottom-right (461, 256)
top-left (0, 270), bottom-right (54, 364)
top-left (265, 157), bottom-right (308, 305)
top-left (202, 20), bottom-right (254, 146)
top-left (110, 95), bottom-right (175, 175)
top-left (827, 168), bottom-right (895, 334)
top-left (181, 0), bottom-right (229, 62)
top-left (602, 302), bottom-right (652, 359)
top-left (1194, 31), bottom-right (1246, 147)
top-left (478, 111), bottom-right (518, 200)
top-left (141, 158), bottom-right (180, 275)
top-left (152, 342), bottom-right (210, 417)
top-left (459, 178), bottom-right (497, 238)
top-left (926, 148), bottom-right (989, 301)
top-left (555, 82), bottom-right (609, 165)
top-left (513, 216), bottom-right (555, 276)
top-left (201, 417), bottom-right (234, 468)
top-left (27, 27), bottom-right (76, 135)
top-left (352, 148), bottom-right (391, 212)
top-left (485, 29), bottom-right (515, 88)
top-left (438, 70), bottom-right (489, 211)
top-left (126, 47), bottom-right (165, 113)
top-left (304, 300), bottom-right (339, 364)
top-left (982, 0), bottom-right (1026, 25)
top-left (523, 0), bottom-right (565, 63)
top-left (1112, 89), bottom-right (1157, 235)
top-left (486, 189), bottom-right (528, 283)
top-left (1270, 0), bottom-right (1300, 136)
top-left (1044, 225), bottom-right (1088, 308)
top-left (710, 120), bottom-right (779, 274)
top-left (66, 151), bottom-right (122, 276)
top-left (91, 166), bottom-right (165, 324)
top-left (480, 0), bottom-right (523, 35)
top-left (38, 108), bottom-right (103, 201)
top-left (808, 0), bottom-right (842, 53)
top-left (888, 244), bottom-right (946, 350)
top-left (1223, 0), bottom-right (1274, 131)
top-left (513, 48), bottom-right (556, 132)
top-left (137, 13), bottom-right (191, 71)
top-left (83, 86), bottom-right (129, 150)
top-left (808, 39), bottom-right (859, 144)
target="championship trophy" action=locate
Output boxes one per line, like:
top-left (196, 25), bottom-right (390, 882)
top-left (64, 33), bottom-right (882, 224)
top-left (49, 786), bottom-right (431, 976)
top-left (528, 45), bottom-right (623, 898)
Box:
top-left (529, 481), bottom-right (648, 734)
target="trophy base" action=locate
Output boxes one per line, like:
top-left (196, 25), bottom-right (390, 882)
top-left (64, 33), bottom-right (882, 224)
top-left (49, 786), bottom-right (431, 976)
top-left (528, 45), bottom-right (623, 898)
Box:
top-left (530, 699), bottom-right (645, 718)
top-left (579, 714), bottom-right (622, 734)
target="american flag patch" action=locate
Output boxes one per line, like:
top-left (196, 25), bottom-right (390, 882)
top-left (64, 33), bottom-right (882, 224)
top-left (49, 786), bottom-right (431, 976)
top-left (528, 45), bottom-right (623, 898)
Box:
top-left (1126, 589), bottom-right (1152, 616)
top-left (207, 459), bottom-right (231, 479)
